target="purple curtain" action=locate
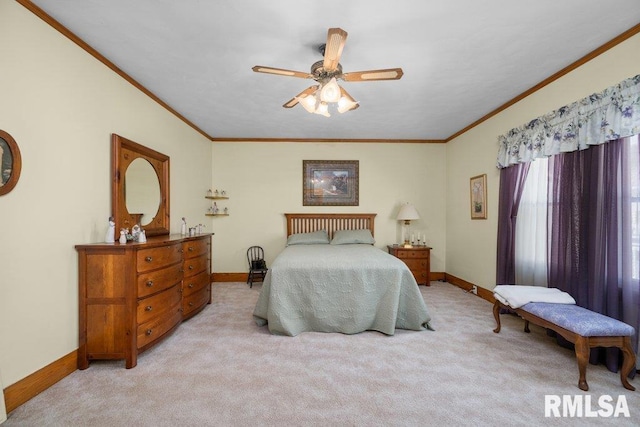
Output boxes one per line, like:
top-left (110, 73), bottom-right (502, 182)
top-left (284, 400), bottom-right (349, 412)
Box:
top-left (547, 137), bottom-right (640, 372)
top-left (496, 162), bottom-right (530, 285)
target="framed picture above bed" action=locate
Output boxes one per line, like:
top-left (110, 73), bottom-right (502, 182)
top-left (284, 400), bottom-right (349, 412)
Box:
top-left (303, 160), bottom-right (359, 206)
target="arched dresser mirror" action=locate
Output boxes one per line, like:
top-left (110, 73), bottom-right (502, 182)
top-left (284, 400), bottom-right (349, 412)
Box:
top-left (111, 133), bottom-right (170, 236)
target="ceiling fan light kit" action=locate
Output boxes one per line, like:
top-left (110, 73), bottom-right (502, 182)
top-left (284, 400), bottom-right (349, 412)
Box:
top-left (252, 28), bottom-right (403, 117)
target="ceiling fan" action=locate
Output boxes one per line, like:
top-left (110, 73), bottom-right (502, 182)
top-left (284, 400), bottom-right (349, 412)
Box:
top-left (252, 28), bottom-right (403, 116)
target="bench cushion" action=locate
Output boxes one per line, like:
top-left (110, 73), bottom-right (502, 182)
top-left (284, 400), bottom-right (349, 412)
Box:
top-left (521, 303), bottom-right (635, 337)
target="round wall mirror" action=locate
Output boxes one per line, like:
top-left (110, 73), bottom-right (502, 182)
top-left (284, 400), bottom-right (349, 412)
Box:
top-left (125, 158), bottom-right (161, 226)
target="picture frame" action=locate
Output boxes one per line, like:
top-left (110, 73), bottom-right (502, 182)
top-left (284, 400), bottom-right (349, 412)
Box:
top-left (470, 174), bottom-right (487, 219)
top-left (303, 160), bottom-right (359, 206)
top-left (0, 130), bottom-right (22, 196)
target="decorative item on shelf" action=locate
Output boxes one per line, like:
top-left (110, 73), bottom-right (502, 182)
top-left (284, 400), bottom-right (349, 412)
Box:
top-left (223, 207), bottom-right (228, 215)
top-left (213, 202), bottom-right (218, 214)
top-left (396, 203), bottom-right (420, 248)
top-left (214, 189), bottom-right (219, 197)
top-left (197, 223), bottom-right (204, 234)
top-left (206, 189), bottom-right (212, 197)
top-left (221, 190), bottom-right (227, 196)
top-left (138, 230), bottom-right (147, 243)
top-left (181, 217), bottom-right (187, 235)
top-left (119, 229), bottom-right (127, 244)
top-left (105, 216), bottom-right (115, 243)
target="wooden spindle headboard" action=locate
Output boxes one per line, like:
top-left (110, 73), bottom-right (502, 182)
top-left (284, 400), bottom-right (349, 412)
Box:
top-left (285, 213), bottom-right (377, 239)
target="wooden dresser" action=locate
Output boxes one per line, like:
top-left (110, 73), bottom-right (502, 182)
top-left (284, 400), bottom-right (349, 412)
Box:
top-left (387, 245), bottom-right (431, 286)
top-left (76, 233), bottom-right (212, 369)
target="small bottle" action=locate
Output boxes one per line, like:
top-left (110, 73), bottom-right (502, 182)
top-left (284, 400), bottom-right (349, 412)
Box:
top-left (181, 217), bottom-right (187, 235)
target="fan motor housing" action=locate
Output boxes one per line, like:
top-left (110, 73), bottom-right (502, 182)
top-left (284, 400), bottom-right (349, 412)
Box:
top-left (311, 60), bottom-right (343, 81)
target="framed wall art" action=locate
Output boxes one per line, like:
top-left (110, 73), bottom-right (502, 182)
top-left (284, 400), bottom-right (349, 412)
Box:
top-left (470, 174), bottom-right (487, 219)
top-left (303, 160), bottom-right (359, 206)
top-left (0, 130), bottom-right (22, 196)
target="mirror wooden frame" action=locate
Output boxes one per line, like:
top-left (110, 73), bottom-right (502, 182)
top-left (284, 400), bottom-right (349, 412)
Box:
top-left (0, 129), bottom-right (22, 196)
top-left (111, 133), bottom-right (170, 236)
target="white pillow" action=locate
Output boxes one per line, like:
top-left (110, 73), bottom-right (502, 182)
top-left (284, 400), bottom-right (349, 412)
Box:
top-left (330, 229), bottom-right (375, 245)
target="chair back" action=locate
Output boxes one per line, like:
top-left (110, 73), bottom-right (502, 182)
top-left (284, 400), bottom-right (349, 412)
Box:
top-left (247, 246), bottom-right (265, 268)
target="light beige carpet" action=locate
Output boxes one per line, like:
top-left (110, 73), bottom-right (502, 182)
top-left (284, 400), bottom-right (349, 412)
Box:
top-left (4, 282), bottom-right (639, 426)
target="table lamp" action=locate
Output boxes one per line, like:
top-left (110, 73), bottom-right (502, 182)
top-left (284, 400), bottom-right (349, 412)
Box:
top-left (396, 203), bottom-right (420, 247)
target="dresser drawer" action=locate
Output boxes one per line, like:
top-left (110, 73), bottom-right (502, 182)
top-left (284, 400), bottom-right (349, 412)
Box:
top-left (137, 263), bottom-right (183, 298)
top-left (413, 271), bottom-right (430, 282)
top-left (402, 259), bottom-right (428, 271)
top-left (137, 284), bottom-right (182, 325)
top-left (136, 304), bottom-right (182, 350)
top-left (137, 244), bottom-right (182, 273)
top-left (182, 238), bottom-right (209, 259)
top-left (183, 254), bottom-right (209, 278)
top-left (396, 250), bottom-right (428, 259)
top-left (183, 270), bottom-right (210, 297)
top-left (183, 286), bottom-right (211, 318)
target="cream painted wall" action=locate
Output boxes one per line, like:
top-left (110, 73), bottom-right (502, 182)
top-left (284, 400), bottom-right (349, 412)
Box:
top-left (0, 0), bottom-right (212, 391)
top-left (445, 33), bottom-right (640, 290)
top-left (211, 142), bottom-right (447, 274)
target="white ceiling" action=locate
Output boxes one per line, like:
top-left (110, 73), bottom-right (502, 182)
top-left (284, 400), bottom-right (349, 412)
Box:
top-left (27, 0), bottom-right (640, 141)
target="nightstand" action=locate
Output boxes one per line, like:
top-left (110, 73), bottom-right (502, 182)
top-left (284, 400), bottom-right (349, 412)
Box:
top-left (387, 245), bottom-right (431, 286)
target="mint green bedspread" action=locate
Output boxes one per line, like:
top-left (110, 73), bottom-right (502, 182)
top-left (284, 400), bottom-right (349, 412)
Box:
top-left (253, 244), bottom-right (433, 336)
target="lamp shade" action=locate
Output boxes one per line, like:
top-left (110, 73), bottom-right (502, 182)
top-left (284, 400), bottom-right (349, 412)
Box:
top-left (396, 203), bottom-right (420, 221)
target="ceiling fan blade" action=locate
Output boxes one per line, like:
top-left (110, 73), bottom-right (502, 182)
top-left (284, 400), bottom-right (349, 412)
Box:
top-left (342, 68), bottom-right (404, 82)
top-left (252, 65), bottom-right (313, 79)
top-left (283, 85), bottom-right (319, 108)
top-left (323, 28), bottom-right (348, 72)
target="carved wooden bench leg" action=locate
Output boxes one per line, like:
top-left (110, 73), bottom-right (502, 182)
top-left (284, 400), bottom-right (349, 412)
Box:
top-left (493, 300), bottom-right (502, 333)
top-left (575, 336), bottom-right (590, 391)
top-left (621, 336), bottom-right (637, 391)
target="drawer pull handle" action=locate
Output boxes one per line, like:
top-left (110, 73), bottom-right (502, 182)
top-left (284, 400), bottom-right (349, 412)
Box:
top-left (188, 283), bottom-right (194, 288)
top-left (146, 280), bottom-right (154, 287)
top-left (146, 329), bottom-right (153, 336)
top-left (189, 265), bottom-right (194, 270)
top-left (145, 256), bottom-right (153, 262)
top-left (180, 248), bottom-right (184, 253)
top-left (145, 306), bottom-right (152, 311)
top-left (189, 302), bottom-right (194, 307)
top-left (188, 247), bottom-right (194, 252)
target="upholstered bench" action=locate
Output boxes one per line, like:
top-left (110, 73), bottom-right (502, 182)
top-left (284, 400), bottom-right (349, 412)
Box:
top-left (493, 300), bottom-right (636, 391)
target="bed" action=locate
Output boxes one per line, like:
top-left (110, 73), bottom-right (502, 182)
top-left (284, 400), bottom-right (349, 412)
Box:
top-left (252, 213), bottom-right (433, 336)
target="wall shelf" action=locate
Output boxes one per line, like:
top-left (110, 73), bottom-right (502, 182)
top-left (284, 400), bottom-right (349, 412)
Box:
top-left (206, 192), bottom-right (229, 216)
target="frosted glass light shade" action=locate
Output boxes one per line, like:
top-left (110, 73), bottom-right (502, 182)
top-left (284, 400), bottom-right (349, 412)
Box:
top-left (297, 94), bottom-right (318, 113)
top-left (320, 77), bottom-right (341, 103)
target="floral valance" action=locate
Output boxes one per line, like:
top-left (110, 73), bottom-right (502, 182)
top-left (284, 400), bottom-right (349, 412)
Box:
top-left (497, 74), bottom-right (640, 168)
